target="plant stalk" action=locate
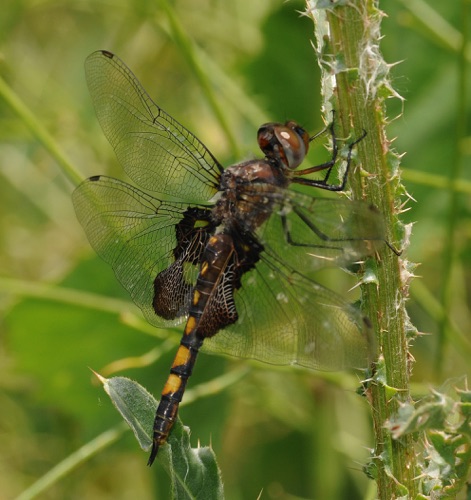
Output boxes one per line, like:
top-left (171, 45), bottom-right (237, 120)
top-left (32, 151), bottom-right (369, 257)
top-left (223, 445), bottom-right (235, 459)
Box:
top-left (307, 1), bottom-right (417, 497)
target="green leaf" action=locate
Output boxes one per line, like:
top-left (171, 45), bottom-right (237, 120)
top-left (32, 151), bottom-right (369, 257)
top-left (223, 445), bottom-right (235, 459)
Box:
top-left (160, 423), bottom-right (225, 500)
top-left (100, 375), bottom-right (224, 499)
top-left (101, 375), bottom-right (156, 451)
top-left (386, 392), bottom-right (452, 439)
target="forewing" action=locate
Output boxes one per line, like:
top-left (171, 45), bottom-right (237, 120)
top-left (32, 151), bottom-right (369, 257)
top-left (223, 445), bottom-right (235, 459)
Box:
top-left (72, 175), bottom-right (209, 327)
top-left (84, 50), bottom-right (222, 202)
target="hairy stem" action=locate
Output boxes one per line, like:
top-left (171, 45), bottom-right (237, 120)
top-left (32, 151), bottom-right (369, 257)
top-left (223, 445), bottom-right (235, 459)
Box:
top-left (307, 1), bottom-right (417, 497)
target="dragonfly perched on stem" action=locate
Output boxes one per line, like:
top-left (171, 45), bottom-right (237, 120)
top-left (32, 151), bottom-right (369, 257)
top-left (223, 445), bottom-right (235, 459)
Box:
top-left (73, 50), bottom-right (389, 466)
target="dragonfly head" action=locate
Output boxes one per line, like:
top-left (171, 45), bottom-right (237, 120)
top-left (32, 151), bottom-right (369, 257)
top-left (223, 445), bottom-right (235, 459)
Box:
top-left (257, 121), bottom-right (310, 170)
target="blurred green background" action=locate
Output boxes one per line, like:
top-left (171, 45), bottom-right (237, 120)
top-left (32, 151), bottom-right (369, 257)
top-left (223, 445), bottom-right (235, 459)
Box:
top-left (0, 1), bottom-right (469, 499)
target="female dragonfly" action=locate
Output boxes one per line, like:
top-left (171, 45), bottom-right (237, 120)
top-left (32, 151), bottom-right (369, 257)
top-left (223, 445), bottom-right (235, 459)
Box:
top-left (73, 50), bottom-right (386, 465)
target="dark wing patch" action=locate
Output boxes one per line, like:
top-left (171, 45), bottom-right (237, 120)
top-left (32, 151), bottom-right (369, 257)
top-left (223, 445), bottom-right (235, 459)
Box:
top-left (72, 175), bottom-right (214, 327)
top-left (154, 208), bottom-right (214, 319)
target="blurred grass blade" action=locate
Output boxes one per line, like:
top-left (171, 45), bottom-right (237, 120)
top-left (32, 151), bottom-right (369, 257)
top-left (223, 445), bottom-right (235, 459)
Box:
top-left (194, 47), bottom-right (267, 129)
top-left (398, 0), bottom-right (471, 59)
top-left (401, 168), bottom-right (471, 195)
top-left (158, 0), bottom-right (239, 157)
top-left (16, 424), bottom-right (128, 500)
top-left (411, 272), bottom-right (471, 359)
top-left (0, 75), bottom-right (82, 187)
top-left (0, 277), bottom-right (133, 315)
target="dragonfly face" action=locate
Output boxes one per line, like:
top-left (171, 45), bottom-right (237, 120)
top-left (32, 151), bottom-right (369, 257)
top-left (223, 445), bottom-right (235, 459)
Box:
top-left (72, 50), bottom-right (385, 465)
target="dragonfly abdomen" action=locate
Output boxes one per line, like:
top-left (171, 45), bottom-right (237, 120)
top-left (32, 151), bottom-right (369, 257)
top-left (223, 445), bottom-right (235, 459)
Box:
top-left (148, 335), bottom-right (201, 465)
top-left (148, 233), bottom-right (238, 464)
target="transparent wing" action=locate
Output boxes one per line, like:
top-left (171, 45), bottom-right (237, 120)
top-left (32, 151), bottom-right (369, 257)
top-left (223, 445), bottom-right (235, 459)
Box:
top-left (203, 250), bottom-right (372, 370)
top-left (74, 176), bottom-right (378, 370)
top-left (84, 50), bottom-right (222, 203)
top-left (233, 186), bottom-right (385, 270)
top-left (202, 190), bottom-right (382, 370)
top-left (272, 190), bottom-right (385, 268)
top-left (72, 175), bottom-right (213, 327)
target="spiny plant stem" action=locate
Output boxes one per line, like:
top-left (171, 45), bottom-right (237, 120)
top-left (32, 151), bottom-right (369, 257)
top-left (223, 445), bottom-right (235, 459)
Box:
top-left (307, 1), bottom-right (417, 497)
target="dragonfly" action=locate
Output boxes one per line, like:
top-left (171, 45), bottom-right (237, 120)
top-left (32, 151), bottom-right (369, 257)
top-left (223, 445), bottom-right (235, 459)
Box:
top-left (73, 50), bottom-right (387, 466)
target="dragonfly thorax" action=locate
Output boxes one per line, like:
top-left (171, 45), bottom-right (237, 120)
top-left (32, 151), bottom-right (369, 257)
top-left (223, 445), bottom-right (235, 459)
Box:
top-left (215, 159), bottom-right (286, 232)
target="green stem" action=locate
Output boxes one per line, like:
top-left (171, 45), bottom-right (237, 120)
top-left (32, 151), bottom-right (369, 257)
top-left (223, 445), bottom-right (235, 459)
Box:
top-left (308, 1), bottom-right (417, 497)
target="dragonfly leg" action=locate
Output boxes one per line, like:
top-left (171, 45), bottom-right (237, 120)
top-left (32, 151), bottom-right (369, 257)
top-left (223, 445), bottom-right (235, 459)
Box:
top-left (292, 128), bottom-right (367, 191)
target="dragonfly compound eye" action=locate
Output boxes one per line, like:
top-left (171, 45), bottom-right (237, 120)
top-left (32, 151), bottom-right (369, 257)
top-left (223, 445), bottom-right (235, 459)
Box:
top-left (257, 121), bottom-right (310, 170)
top-left (277, 121), bottom-right (310, 170)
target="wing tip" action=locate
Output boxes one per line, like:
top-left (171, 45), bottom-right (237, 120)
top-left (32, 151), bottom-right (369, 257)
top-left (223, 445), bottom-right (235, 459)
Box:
top-left (100, 50), bottom-right (114, 59)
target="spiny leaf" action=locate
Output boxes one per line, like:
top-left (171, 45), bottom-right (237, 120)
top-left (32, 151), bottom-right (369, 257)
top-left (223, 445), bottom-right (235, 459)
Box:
top-left (98, 374), bottom-right (224, 499)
